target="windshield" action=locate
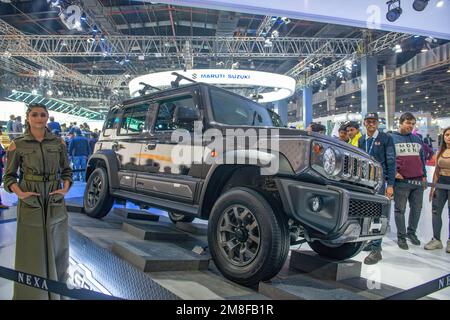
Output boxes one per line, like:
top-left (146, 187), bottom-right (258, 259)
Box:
top-left (209, 88), bottom-right (274, 127)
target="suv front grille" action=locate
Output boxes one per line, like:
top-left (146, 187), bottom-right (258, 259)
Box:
top-left (348, 199), bottom-right (383, 218)
top-left (342, 153), bottom-right (380, 188)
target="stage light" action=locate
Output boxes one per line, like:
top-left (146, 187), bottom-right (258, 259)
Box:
top-left (281, 17), bottom-right (291, 24)
top-left (47, 89), bottom-right (53, 96)
top-left (386, 0), bottom-right (402, 22)
top-left (32, 89), bottom-right (38, 95)
top-left (436, 0), bottom-right (444, 7)
top-left (413, 0), bottom-right (429, 11)
top-left (393, 44), bottom-right (402, 53)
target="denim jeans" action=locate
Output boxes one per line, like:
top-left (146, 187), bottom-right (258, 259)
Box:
top-left (431, 176), bottom-right (450, 241)
top-left (394, 180), bottom-right (424, 240)
top-left (72, 156), bottom-right (87, 182)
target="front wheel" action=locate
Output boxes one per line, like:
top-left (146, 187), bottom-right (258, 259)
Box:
top-left (208, 187), bottom-right (289, 287)
top-left (308, 240), bottom-right (366, 260)
top-left (83, 167), bottom-right (114, 219)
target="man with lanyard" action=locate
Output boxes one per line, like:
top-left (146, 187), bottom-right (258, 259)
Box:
top-left (358, 112), bottom-right (396, 264)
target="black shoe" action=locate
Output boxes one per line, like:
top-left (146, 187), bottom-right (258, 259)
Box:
top-left (406, 234), bottom-right (421, 246)
top-left (398, 238), bottom-right (409, 250)
top-left (364, 250), bottom-right (382, 265)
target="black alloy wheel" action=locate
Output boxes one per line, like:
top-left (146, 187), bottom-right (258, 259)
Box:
top-left (83, 167), bottom-right (114, 218)
top-left (208, 187), bottom-right (289, 287)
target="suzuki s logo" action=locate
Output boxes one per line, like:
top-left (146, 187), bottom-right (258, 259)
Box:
top-left (191, 73), bottom-right (197, 79)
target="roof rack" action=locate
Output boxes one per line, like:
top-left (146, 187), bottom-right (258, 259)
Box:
top-left (170, 72), bottom-right (196, 88)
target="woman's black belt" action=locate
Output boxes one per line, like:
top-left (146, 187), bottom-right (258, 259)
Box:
top-left (23, 174), bottom-right (58, 182)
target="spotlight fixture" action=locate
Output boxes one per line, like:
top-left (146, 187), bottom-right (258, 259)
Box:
top-left (421, 44), bottom-right (429, 52)
top-left (393, 44), bottom-right (403, 53)
top-left (436, 0), bottom-right (444, 7)
top-left (31, 89), bottom-right (38, 95)
top-left (264, 38), bottom-right (273, 47)
top-left (281, 17), bottom-right (291, 24)
top-left (416, 88), bottom-right (421, 93)
top-left (413, 0), bottom-right (429, 11)
top-left (386, 0), bottom-right (402, 22)
top-left (404, 78), bottom-right (410, 84)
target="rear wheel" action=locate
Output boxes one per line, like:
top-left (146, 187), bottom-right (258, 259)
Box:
top-left (83, 167), bottom-right (114, 219)
top-left (208, 187), bottom-right (289, 287)
top-left (168, 211), bottom-right (195, 223)
top-left (308, 240), bottom-right (366, 260)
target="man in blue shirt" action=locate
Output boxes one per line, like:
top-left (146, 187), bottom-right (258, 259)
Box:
top-left (47, 116), bottom-right (62, 135)
top-left (358, 112), bottom-right (396, 264)
top-left (68, 131), bottom-right (91, 181)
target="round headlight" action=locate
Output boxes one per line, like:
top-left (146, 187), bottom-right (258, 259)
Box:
top-left (323, 148), bottom-right (337, 175)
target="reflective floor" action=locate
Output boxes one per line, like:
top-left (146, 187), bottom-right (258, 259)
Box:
top-left (1, 167), bottom-right (449, 300)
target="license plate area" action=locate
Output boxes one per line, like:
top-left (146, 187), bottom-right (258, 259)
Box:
top-left (361, 217), bottom-right (387, 236)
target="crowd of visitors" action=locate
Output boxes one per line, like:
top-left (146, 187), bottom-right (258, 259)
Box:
top-left (307, 113), bottom-right (450, 263)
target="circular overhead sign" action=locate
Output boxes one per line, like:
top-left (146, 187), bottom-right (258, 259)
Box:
top-left (129, 69), bottom-right (296, 103)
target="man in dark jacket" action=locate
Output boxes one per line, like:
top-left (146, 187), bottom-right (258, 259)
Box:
top-left (390, 112), bottom-right (427, 250)
top-left (358, 112), bottom-right (396, 264)
top-left (68, 131), bottom-right (91, 181)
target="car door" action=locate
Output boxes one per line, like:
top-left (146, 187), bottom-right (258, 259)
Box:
top-left (115, 103), bottom-right (150, 191)
top-left (136, 91), bottom-right (204, 203)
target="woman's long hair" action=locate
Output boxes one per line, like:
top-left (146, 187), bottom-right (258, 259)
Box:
top-left (24, 103), bottom-right (50, 135)
top-left (437, 127), bottom-right (450, 160)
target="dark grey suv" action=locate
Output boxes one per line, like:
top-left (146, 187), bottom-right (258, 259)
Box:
top-left (84, 83), bottom-right (390, 286)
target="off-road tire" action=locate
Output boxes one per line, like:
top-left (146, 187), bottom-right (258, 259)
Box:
top-left (83, 167), bottom-right (114, 219)
top-left (168, 211), bottom-right (195, 223)
top-left (208, 187), bottom-right (289, 287)
top-left (308, 240), bottom-right (366, 260)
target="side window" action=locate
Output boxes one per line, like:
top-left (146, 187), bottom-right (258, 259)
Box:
top-left (154, 96), bottom-right (200, 132)
top-left (103, 109), bottom-right (120, 136)
top-left (119, 104), bottom-right (149, 135)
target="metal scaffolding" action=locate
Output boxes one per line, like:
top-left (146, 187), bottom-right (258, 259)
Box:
top-left (0, 34), bottom-right (362, 58)
top-left (0, 19), bottom-right (98, 85)
top-left (299, 32), bottom-right (412, 86)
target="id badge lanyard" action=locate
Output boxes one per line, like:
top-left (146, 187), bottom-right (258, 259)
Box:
top-left (365, 130), bottom-right (379, 156)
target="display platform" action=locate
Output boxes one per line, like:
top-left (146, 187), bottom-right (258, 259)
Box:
top-left (64, 198), bottom-right (409, 300)
top-left (2, 181), bottom-right (448, 300)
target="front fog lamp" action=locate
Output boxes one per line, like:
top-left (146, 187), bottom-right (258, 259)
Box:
top-left (323, 148), bottom-right (337, 175)
top-left (309, 196), bottom-right (322, 213)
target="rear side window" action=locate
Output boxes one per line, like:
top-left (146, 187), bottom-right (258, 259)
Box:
top-left (119, 104), bottom-right (149, 135)
top-left (154, 96), bottom-right (199, 132)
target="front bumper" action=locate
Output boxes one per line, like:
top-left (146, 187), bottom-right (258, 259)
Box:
top-left (275, 178), bottom-right (390, 244)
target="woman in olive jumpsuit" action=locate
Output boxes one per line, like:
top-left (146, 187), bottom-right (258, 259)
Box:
top-left (3, 103), bottom-right (73, 300)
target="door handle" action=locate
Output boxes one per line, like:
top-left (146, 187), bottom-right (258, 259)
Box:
top-left (147, 142), bottom-right (157, 150)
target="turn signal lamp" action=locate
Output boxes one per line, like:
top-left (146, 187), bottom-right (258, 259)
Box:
top-left (313, 142), bottom-right (323, 155)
